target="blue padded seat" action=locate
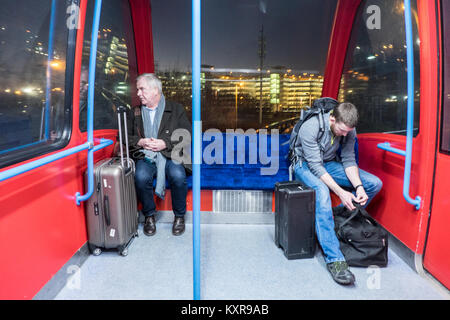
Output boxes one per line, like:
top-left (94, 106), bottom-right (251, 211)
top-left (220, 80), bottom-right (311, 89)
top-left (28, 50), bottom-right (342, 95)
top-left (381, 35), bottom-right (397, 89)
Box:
top-left (159, 132), bottom-right (357, 190)
top-left (185, 133), bottom-right (290, 190)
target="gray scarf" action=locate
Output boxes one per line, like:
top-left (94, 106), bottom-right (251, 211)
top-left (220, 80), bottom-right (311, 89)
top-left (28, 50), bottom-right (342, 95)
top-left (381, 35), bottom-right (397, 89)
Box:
top-left (141, 94), bottom-right (167, 199)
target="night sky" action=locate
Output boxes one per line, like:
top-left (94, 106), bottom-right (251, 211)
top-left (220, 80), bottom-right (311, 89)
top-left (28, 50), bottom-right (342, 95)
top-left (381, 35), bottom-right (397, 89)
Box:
top-left (0, 0), bottom-right (338, 81)
top-left (151, 0), bottom-right (337, 73)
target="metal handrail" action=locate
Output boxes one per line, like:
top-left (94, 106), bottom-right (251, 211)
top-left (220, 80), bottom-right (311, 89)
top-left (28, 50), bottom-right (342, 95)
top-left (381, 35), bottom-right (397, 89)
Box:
top-left (377, 142), bottom-right (406, 157)
top-left (75, 0), bottom-right (103, 205)
top-left (192, 0), bottom-right (201, 301)
top-left (376, 0), bottom-right (421, 210)
top-left (44, 0), bottom-right (57, 140)
top-left (0, 140), bottom-right (111, 183)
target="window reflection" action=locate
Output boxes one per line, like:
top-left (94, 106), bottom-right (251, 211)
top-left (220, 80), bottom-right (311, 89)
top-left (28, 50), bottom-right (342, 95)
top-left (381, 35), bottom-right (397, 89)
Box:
top-left (0, 0), bottom-right (70, 167)
top-left (79, 0), bottom-right (137, 132)
top-left (339, 0), bottom-right (420, 135)
top-left (152, 0), bottom-right (337, 132)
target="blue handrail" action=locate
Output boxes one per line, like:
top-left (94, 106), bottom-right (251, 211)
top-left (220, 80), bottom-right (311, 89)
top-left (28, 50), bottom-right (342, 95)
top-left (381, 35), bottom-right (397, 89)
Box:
top-left (75, 0), bottom-right (103, 206)
top-left (44, 0), bottom-right (57, 140)
top-left (377, 142), bottom-right (406, 157)
top-left (376, 0), bottom-right (421, 210)
top-left (192, 0), bottom-right (202, 300)
top-left (0, 140), bottom-right (111, 183)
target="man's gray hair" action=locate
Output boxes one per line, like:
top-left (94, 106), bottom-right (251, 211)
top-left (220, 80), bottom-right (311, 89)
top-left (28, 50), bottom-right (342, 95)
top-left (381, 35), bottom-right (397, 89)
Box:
top-left (333, 102), bottom-right (359, 128)
top-left (136, 73), bottom-right (162, 94)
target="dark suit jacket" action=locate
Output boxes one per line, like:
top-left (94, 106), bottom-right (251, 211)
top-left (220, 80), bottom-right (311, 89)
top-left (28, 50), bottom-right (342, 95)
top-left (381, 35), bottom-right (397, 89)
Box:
top-left (121, 100), bottom-right (192, 174)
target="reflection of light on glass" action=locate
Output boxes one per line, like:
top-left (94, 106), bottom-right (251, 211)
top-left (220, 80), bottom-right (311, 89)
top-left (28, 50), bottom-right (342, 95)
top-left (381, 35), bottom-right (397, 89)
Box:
top-left (50, 60), bottom-right (63, 70)
top-left (367, 56), bottom-right (376, 60)
top-left (22, 87), bottom-right (34, 94)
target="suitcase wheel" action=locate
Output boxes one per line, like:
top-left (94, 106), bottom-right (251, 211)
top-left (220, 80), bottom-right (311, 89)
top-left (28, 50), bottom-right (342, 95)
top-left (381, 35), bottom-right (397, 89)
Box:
top-left (120, 248), bottom-right (128, 256)
top-left (88, 243), bottom-right (102, 256)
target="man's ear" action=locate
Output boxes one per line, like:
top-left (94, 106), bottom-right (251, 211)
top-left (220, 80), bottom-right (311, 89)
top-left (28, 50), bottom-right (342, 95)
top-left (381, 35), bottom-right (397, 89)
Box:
top-left (329, 115), bottom-right (336, 125)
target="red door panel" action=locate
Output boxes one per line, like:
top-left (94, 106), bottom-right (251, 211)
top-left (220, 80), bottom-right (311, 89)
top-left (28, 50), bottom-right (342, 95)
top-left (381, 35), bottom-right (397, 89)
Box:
top-left (423, 0), bottom-right (450, 290)
top-left (423, 153), bottom-right (450, 289)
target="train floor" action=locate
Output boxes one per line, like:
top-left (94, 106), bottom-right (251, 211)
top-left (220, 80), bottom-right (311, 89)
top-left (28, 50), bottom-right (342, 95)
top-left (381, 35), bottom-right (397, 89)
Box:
top-left (54, 220), bottom-right (448, 300)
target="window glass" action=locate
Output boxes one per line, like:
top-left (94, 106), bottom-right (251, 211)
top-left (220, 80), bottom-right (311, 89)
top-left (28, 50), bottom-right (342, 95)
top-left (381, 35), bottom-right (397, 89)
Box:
top-left (338, 0), bottom-right (420, 135)
top-left (80, 0), bottom-right (137, 132)
top-left (152, 0), bottom-right (337, 132)
top-left (0, 0), bottom-right (73, 168)
top-left (441, 0), bottom-right (450, 153)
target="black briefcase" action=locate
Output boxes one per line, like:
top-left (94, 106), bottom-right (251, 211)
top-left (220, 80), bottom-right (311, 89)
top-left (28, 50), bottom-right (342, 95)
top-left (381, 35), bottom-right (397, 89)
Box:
top-left (275, 181), bottom-right (316, 259)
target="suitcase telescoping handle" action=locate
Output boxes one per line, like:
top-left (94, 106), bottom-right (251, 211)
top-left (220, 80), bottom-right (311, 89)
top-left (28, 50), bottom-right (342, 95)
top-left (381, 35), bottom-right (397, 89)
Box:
top-left (117, 106), bottom-right (131, 171)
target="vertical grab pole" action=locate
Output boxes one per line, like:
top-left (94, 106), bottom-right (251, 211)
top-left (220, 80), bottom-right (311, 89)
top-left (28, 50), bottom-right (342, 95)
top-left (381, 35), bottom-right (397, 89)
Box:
top-left (403, 0), bottom-right (421, 210)
top-left (192, 0), bottom-right (202, 300)
top-left (75, 0), bottom-right (103, 205)
top-left (44, 0), bottom-right (57, 140)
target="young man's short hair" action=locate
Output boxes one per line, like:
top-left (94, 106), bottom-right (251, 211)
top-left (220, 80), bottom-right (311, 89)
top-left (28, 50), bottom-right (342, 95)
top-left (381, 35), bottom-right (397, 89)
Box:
top-left (333, 102), bottom-right (358, 128)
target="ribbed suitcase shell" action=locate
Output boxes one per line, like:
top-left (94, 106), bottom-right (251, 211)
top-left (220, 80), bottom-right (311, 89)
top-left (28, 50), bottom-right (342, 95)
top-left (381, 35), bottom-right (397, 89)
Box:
top-left (275, 181), bottom-right (316, 259)
top-left (85, 158), bottom-right (138, 256)
top-left (85, 108), bottom-right (138, 256)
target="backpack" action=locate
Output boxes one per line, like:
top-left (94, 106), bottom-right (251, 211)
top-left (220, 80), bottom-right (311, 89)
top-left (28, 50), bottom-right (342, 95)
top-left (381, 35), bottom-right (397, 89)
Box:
top-left (288, 97), bottom-right (339, 164)
top-left (333, 203), bottom-right (388, 267)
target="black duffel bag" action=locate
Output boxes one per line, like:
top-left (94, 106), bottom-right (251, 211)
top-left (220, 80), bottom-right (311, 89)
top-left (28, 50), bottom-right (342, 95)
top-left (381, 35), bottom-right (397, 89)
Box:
top-left (333, 203), bottom-right (388, 267)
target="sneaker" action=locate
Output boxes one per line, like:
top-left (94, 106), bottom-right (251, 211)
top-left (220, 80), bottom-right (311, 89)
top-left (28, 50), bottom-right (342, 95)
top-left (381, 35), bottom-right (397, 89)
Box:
top-left (326, 261), bottom-right (355, 285)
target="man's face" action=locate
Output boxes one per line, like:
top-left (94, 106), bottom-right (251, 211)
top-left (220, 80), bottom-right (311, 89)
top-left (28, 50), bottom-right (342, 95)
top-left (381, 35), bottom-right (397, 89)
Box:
top-left (137, 78), bottom-right (160, 107)
top-left (330, 116), bottom-right (354, 137)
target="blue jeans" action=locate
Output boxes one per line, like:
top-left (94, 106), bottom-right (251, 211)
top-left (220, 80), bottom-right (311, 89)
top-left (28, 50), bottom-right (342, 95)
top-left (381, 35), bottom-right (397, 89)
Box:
top-left (135, 159), bottom-right (188, 217)
top-left (294, 161), bottom-right (382, 263)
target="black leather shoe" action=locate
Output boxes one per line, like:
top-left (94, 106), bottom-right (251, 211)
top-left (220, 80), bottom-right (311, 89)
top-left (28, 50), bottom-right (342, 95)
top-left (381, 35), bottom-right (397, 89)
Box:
top-left (143, 215), bottom-right (156, 236)
top-left (172, 216), bottom-right (185, 236)
top-left (327, 261), bottom-right (355, 285)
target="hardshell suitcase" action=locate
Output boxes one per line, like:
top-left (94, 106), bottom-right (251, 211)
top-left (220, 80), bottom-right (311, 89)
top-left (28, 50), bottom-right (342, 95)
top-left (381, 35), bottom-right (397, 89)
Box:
top-left (85, 107), bottom-right (138, 256)
top-left (275, 181), bottom-right (316, 259)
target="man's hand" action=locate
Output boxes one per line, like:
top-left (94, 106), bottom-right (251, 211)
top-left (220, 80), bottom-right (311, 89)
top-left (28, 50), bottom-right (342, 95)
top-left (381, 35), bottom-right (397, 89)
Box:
top-left (354, 186), bottom-right (368, 206)
top-left (338, 190), bottom-right (358, 211)
top-left (138, 138), bottom-right (166, 152)
top-left (137, 138), bottom-right (152, 147)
